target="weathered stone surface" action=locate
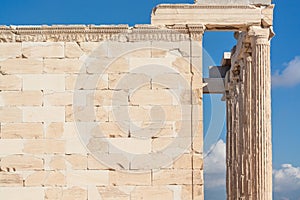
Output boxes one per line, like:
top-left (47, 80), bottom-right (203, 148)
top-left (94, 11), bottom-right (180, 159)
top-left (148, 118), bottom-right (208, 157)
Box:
top-left (1, 123), bottom-right (43, 139)
top-left (23, 106), bottom-right (65, 122)
top-left (0, 140), bottom-right (24, 155)
top-left (45, 123), bottom-right (64, 139)
top-left (66, 170), bottom-right (109, 186)
top-left (0, 188), bottom-right (44, 200)
top-left (23, 140), bottom-right (65, 154)
top-left (49, 156), bottom-right (66, 170)
top-left (0, 43), bottom-right (21, 58)
top-left (109, 171), bottom-right (151, 186)
top-left (62, 186), bottom-right (87, 200)
top-left (0, 91), bottom-right (43, 106)
top-left (0, 173), bottom-right (23, 186)
top-left (25, 171), bottom-right (66, 186)
top-left (131, 186), bottom-right (173, 200)
top-left (44, 58), bottom-right (83, 73)
top-left (22, 75), bottom-right (65, 91)
top-left (0, 107), bottom-right (22, 123)
top-left (66, 154), bottom-right (87, 170)
top-left (0, 155), bottom-right (43, 171)
top-left (65, 42), bottom-right (84, 58)
top-left (152, 169), bottom-right (192, 185)
top-left (0, 58), bottom-right (43, 74)
top-left (22, 42), bottom-right (64, 58)
top-left (0, 75), bottom-right (22, 91)
top-left (97, 186), bottom-right (129, 200)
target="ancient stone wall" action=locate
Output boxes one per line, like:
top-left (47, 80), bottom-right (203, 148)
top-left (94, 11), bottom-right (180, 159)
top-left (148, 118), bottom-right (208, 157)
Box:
top-left (0, 25), bottom-right (204, 200)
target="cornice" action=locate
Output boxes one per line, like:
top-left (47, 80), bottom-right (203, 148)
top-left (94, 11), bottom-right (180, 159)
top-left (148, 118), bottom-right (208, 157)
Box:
top-left (0, 25), bottom-right (198, 42)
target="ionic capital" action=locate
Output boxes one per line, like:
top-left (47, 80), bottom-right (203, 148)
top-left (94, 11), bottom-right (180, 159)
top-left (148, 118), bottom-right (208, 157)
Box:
top-left (248, 26), bottom-right (275, 45)
top-left (187, 24), bottom-right (206, 41)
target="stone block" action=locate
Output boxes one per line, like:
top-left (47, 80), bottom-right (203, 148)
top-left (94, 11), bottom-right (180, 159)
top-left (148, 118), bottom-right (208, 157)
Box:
top-left (152, 169), bottom-right (192, 185)
top-left (109, 171), bottom-right (151, 186)
top-left (87, 155), bottom-right (110, 170)
top-left (0, 43), bottom-right (21, 58)
top-left (91, 90), bottom-right (128, 106)
top-left (66, 170), bottom-right (109, 186)
top-left (25, 171), bottom-right (66, 186)
top-left (0, 173), bottom-right (23, 186)
top-left (23, 106), bottom-right (65, 122)
top-left (193, 154), bottom-right (204, 169)
top-left (45, 122), bottom-right (64, 139)
top-left (107, 41), bottom-right (151, 58)
top-left (22, 75), bottom-right (65, 91)
top-left (173, 154), bottom-right (192, 169)
top-left (130, 89), bottom-right (174, 105)
top-left (196, 0), bottom-right (271, 5)
top-left (62, 186), bottom-right (88, 200)
top-left (65, 42), bottom-right (84, 58)
top-left (97, 186), bottom-right (130, 200)
top-left (0, 155), bottom-right (43, 171)
top-left (0, 188), bottom-right (44, 200)
top-left (86, 57), bottom-right (129, 74)
top-left (49, 156), bottom-right (66, 170)
top-left (0, 107), bottom-right (22, 123)
top-left (23, 139), bottom-right (65, 154)
top-left (0, 75), bottom-right (22, 91)
top-left (1, 123), bottom-right (43, 139)
top-left (65, 74), bottom-right (108, 90)
top-left (65, 154), bottom-right (87, 170)
top-left (0, 91), bottom-right (43, 106)
top-left (44, 91), bottom-right (73, 106)
top-left (193, 170), bottom-right (204, 185)
top-left (131, 186), bottom-right (173, 200)
top-left (0, 58), bottom-right (43, 74)
top-left (79, 42), bottom-right (108, 56)
top-left (108, 73), bottom-right (150, 90)
top-left (172, 57), bottom-right (192, 74)
top-left (45, 187), bottom-right (63, 200)
top-left (22, 42), bottom-right (64, 58)
top-left (65, 106), bottom-right (109, 122)
top-left (107, 138), bottom-right (151, 154)
top-left (44, 58), bottom-right (83, 73)
top-left (181, 185), bottom-right (193, 200)
top-left (91, 122), bottom-right (129, 138)
top-left (0, 140), bottom-right (24, 155)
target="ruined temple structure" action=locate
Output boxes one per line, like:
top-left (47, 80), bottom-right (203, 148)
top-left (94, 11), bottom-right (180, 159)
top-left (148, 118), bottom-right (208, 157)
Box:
top-left (0, 0), bottom-right (273, 199)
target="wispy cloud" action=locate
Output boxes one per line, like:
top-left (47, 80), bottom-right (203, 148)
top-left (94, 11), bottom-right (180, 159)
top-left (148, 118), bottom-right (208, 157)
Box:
top-left (204, 139), bottom-right (226, 200)
top-left (272, 56), bottom-right (300, 87)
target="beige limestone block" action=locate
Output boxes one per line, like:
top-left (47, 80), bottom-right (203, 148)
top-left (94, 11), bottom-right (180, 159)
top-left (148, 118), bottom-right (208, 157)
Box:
top-left (1, 123), bottom-right (43, 139)
top-left (0, 43), bottom-right (22, 58)
top-left (192, 137), bottom-right (203, 154)
top-left (130, 89), bottom-right (175, 105)
top-left (107, 41), bottom-right (151, 58)
top-left (66, 170), bottom-right (109, 186)
top-left (65, 154), bottom-right (87, 170)
top-left (0, 91), bottom-right (43, 106)
top-left (0, 155), bottom-right (43, 171)
top-left (151, 49), bottom-right (167, 58)
top-left (0, 75), bottom-right (22, 91)
top-left (23, 139), bottom-right (65, 154)
top-left (128, 57), bottom-right (173, 71)
top-left (86, 57), bottom-right (129, 74)
top-left (0, 58), bottom-right (43, 74)
top-left (44, 92), bottom-right (73, 106)
top-left (91, 90), bottom-right (128, 106)
top-left (66, 106), bottom-right (109, 122)
top-left (131, 186), bottom-right (173, 200)
top-left (0, 140), bottom-right (24, 155)
top-left (45, 187), bottom-right (63, 200)
top-left (173, 154), bottom-right (192, 169)
top-left (107, 138), bottom-right (151, 154)
top-left (108, 73), bottom-right (150, 90)
top-left (22, 74), bottom-right (65, 91)
top-left (172, 57), bottom-right (192, 74)
top-left (0, 173), bottom-right (23, 186)
top-left (97, 186), bottom-right (129, 200)
top-left (65, 42), bottom-right (84, 58)
top-left (44, 58), bottom-right (83, 73)
top-left (87, 155), bottom-right (110, 170)
top-left (91, 122), bottom-right (128, 138)
top-left (23, 106), bottom-right (65, 122)
top-left (66, 138), bottom-right (88, 155)
top-left (49, 156), bottom-right (66, 170)
top-left (79, 42), bottom-right (107, 55)
top-left (62, 186), bottom-right (88, 200)
top-left (65, 74), bottom-right (108, 90)
top-left (45, 122), bottom-right (64, 139)
top-left (194, 185), bottom-right (204, 200)
top-left (22, 42), bottom-right (64, 58)
top-left (193, 154), bottom-right (203, 169)
top-left (193, 170), bottom-right (204, 185)
top-left (152, 169), bottom-right (192, 185)
top-left (0, 107), bottom-right (22, 123)
top-left (109, 171), bottom-right (151, 186)
top-left (0, 187), bottom-right (44, 200)
top-left (25, 171), bottom-right (66, 186)
top-left (151, 137), bottom-right (173, 152)
top-left (181, 185), bottom-right (193, 200)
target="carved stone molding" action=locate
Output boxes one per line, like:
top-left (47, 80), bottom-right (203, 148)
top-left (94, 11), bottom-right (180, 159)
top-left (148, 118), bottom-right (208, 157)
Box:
top-left (0, 25), bottom-right (194, 42)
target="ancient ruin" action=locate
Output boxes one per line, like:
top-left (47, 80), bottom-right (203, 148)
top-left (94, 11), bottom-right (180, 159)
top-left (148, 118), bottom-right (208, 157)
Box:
top-left (0, 0), bottom-right (274, 199)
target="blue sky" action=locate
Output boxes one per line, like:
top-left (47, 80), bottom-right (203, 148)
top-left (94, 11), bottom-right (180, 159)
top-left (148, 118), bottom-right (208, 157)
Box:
top-left (1, 0), bottom-right (299, 199)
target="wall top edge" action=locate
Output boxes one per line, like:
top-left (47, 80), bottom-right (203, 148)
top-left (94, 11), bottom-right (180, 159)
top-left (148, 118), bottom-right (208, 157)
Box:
top-left (153, 4), bottom-right (273, 9)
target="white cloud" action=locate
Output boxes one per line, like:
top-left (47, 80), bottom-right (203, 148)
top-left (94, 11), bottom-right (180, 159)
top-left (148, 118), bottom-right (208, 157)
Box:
top-left (272, 56), bottom-right (300, 87)
top-left (204, 140), bottom-right (226, 189)
top-left (273, 164), bottom-right (300, 200)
